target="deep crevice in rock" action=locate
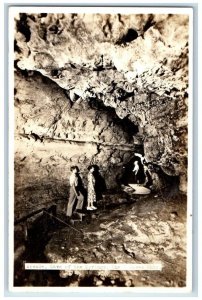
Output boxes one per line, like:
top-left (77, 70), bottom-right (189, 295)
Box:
top-left (16, 13), bottom-right (31, 42)
top-left (103, 18), bottom-right (112, 37)
top-left (117, 28), bottom-right (139, 45)
top-left (14, 40), bottom-right (21, 54)
top-left (143, 14), bottom-right (156, 34)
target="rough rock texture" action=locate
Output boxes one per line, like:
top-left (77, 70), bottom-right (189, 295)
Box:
top-left (15, 192), bottom-right (185, 287)
top-left (14, 71), bottom-right (140, 219)
top-left (13, 13), bottom-right (189, 288)
top-left (15, 13), bottom-right (189, 191)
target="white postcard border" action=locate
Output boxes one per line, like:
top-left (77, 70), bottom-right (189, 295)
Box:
top-left (7, 4), bottom-right (194, 296)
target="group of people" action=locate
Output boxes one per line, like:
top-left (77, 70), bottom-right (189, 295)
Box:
top-left (66, 154), bottom-right (152, 220)
top-left (66, 165), bottom-right (98, 220)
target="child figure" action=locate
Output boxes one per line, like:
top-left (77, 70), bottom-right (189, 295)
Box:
top-left (66, 166), bottom-right (84, 218)
top-left (87, 165), bottom-right (97, 210)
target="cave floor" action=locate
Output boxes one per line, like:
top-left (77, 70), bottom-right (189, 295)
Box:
top-left (14, 190), bottom-right (187, 287)
top-left (46, 190), bottom-right (187, 287)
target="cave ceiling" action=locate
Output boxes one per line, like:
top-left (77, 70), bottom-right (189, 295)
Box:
top-left (14, 13), bottom-right (189, 178)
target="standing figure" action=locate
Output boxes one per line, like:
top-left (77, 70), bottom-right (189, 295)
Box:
top-left (93, 165), bottom-right (107, 201)
top-left (143, 163), bottom-right (153, 188)
top-left (133, 160), bottom-right (140, 183)
top-left (66, 166), bottom-right (84, 218)
top-left (87, 165), bottom-right (97, 210)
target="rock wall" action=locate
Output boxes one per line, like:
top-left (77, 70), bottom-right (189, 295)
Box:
top-left (14, 72), bottom-right (139, 219)
top-left (13, 13), bottom-right (189, 287)
top-left (14, 13), bottom-right (189, 192)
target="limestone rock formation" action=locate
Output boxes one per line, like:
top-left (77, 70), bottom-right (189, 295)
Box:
top-left (14, 71), bottom-right (139, 219)
top-left (13, 12), bottom-right (189, 288)
top-left (14, 13), bottom-right (189, 193)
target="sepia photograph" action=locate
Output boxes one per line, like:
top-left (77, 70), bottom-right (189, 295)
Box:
top-left (9, 6), bottom-right (193, 292)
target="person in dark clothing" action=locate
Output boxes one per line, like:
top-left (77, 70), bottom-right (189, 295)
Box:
top-left (93, 165), bottom-right (107, 201)
top-left (143, 163), bottom-right (153, 188)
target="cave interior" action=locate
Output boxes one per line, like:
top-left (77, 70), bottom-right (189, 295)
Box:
top-left (13, 12), bottom-right (188, 288)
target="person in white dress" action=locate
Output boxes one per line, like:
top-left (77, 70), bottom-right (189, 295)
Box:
top-left (87, 165), bottom-right (97, 210)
